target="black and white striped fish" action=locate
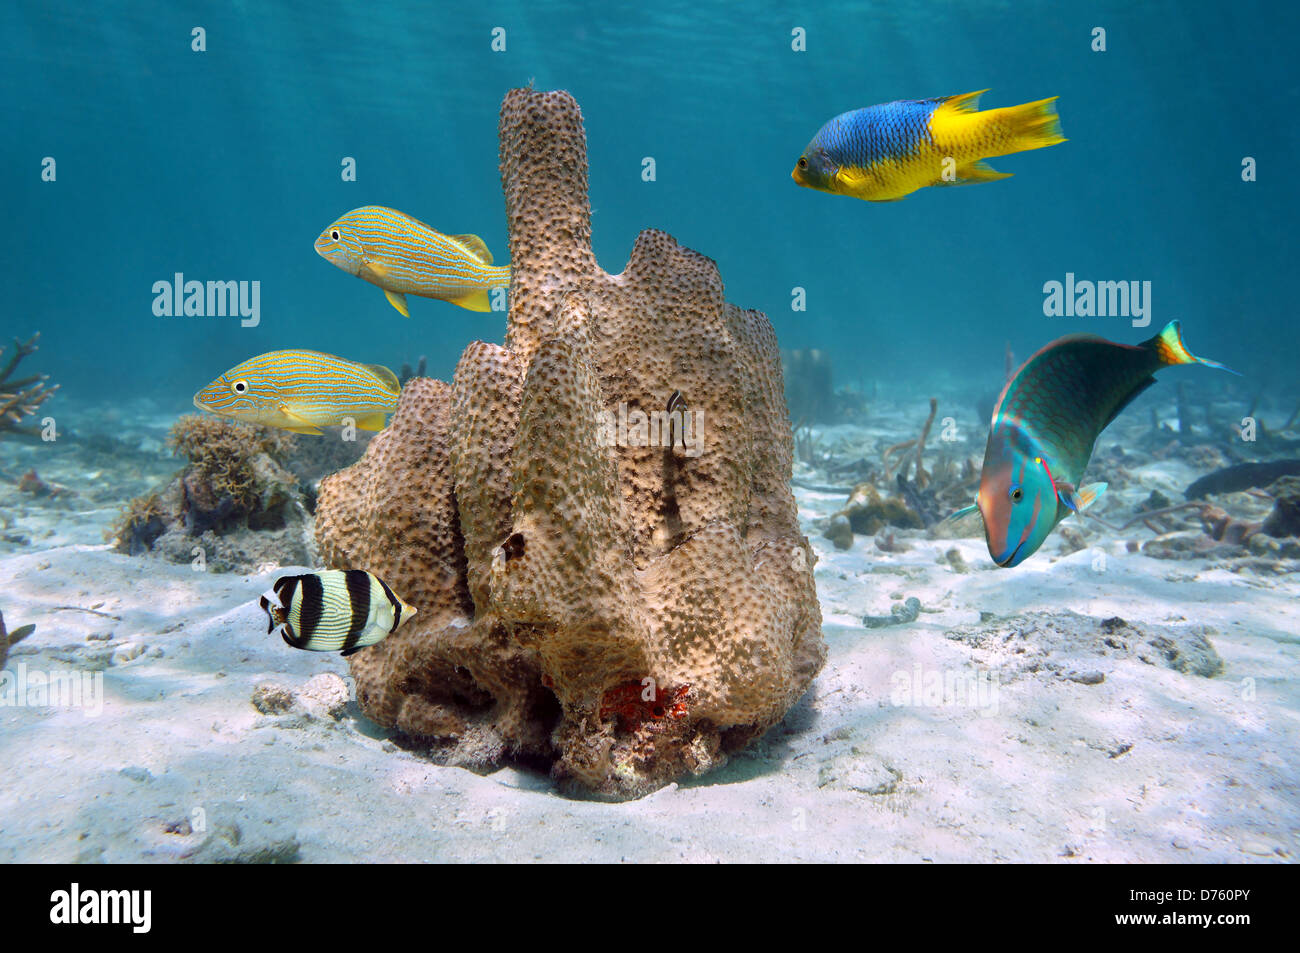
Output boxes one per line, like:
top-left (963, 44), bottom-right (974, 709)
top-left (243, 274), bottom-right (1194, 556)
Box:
top-left (258, 570), bottom-right (416, 656)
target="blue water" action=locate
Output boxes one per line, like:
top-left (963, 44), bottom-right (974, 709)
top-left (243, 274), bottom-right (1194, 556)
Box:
top-left (5, 0), bottom-right (1296, 407)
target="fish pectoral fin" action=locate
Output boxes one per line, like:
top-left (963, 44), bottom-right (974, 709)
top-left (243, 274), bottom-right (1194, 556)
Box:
top-left (947, 503), bottom-right (980, 521)
top-left (354, 412), bottom-right (388, 432)
top-left (1075, 482), bottom-right (1107, 511)
top-left (1058, 482), bottom-right (1107, 514)
top-left (833, 165), bottom-right (873, 190)
top-left (449, 288), bottom-right (493, 312)
top-left (361, 258), bottom-right (389, 279)
top-left (384, 289), bottom-right (410, 316)
top-left (450, 233), bottom-right (494, 264)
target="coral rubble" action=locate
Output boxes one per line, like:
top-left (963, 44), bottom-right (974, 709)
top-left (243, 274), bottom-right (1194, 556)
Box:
top-left (113, 415), bottom-right (316, 572)
top-left (0, 333), bottom-right (58, 437)
top-left (314, 88), bottom-right (825, 799)
top-left (1261, 475), bottom-right (1300, 539)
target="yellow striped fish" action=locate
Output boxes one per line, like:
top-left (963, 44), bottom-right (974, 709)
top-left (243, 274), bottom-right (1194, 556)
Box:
top-left (259, 570), bottom-right (417, 656)
top-left (314, 205), bottom-right (510, 315)
top-left (194, 350), bottom-right (400, 435)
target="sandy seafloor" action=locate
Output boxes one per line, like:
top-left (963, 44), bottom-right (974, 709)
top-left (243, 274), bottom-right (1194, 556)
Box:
top-left (1, 392), bottom-right (1297, 863)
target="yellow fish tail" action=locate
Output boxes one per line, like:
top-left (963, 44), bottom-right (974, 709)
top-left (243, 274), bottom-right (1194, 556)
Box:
top-left (929, 91), bottom-right (1065, 164)
top-left (987, 95), bottom-right (1066, 155)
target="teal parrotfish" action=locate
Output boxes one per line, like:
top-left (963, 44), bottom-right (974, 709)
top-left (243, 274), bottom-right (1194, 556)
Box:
top-left (259, 570), bottom-right (416, 656)
top-left (314, 205), bottom-right (509, 316)
top-left (792, 90), bottom-right (1065, 203)
top-left (194, 349), bottom-right (401, 435)
top-left (953, 321), bottom-right (1237, 567)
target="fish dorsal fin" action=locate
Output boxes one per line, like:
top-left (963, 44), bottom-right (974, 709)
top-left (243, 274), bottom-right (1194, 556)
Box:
top-left (942, 89), bottom-right (989, 112)
top-left (361, 363), bottom-right (401, 394)
top-left (450, 233), bottom-right (494, 264)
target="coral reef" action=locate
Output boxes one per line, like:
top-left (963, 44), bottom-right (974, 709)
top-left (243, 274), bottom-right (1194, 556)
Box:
top-left (113, 415), bottom-right (316, 572)
top-left (835, 481), bottom-right (921, 535)
top-left (314, 88), bottom-right (824, 800)
top-left (0, 333), bottom-right (58, 437)
top-left (1261, 475), bottom-right (1300, 538)
top-left (397, 355), bottom-right (427, 388)
top-left (823, 513), bottom-right (853, 550)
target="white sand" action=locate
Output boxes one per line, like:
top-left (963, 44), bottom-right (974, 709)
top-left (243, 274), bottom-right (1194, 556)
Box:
top-left (0, 398), bottom-right (1296, 862)
top-left (1, 520), bottom-right (1295, 862)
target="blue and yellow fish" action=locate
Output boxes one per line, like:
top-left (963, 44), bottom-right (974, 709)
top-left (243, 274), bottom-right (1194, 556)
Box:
top-left (792, 90), bottom-right (1065, 202)
top-left (315, 206), bottom-right (510, 315)
top-left (951, 322), bottom-right (1236, 567)
top-left (194, 350), bottom-right (401, 435)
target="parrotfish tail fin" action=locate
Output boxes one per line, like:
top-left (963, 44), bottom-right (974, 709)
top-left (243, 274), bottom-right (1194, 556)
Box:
top-left (450, 288), bottom-right (494, 312)
top-left (363, 363), bottom-right (402, 396)
top-left (384, 289), bottom-right (410, 317)
top-left (1149, 320), bottom-right (1241, 375)
top-left (997, 96), bottom-right (1066, 153)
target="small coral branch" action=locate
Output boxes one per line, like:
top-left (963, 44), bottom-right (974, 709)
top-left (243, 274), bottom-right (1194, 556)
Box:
top-left (0, 333), bottom-right (58, 436)
top-left (0, 610), bottom-right (36, 670)
top-left (881, 397), bottom-right (938, 485)
top-left (914, 397), bottom-right (938, 488)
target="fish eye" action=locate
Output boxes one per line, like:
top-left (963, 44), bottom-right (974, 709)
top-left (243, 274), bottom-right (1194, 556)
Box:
top-left (331, 229), bottom-right (340, 241)
top-left (231, 380), bottom-right (248, 394)
top-left (797, 156), bottom-right (809, 170)
top-left (1010, 485), bottom-right (1024, 503)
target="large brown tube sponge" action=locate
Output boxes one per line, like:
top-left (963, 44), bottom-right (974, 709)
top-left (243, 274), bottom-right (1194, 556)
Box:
top-left (315, 88), bottom-right (824, 799)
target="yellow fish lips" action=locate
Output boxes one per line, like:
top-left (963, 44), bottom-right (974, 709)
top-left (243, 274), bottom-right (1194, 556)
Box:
top-left (193, 381), bottom-right (224, 412)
